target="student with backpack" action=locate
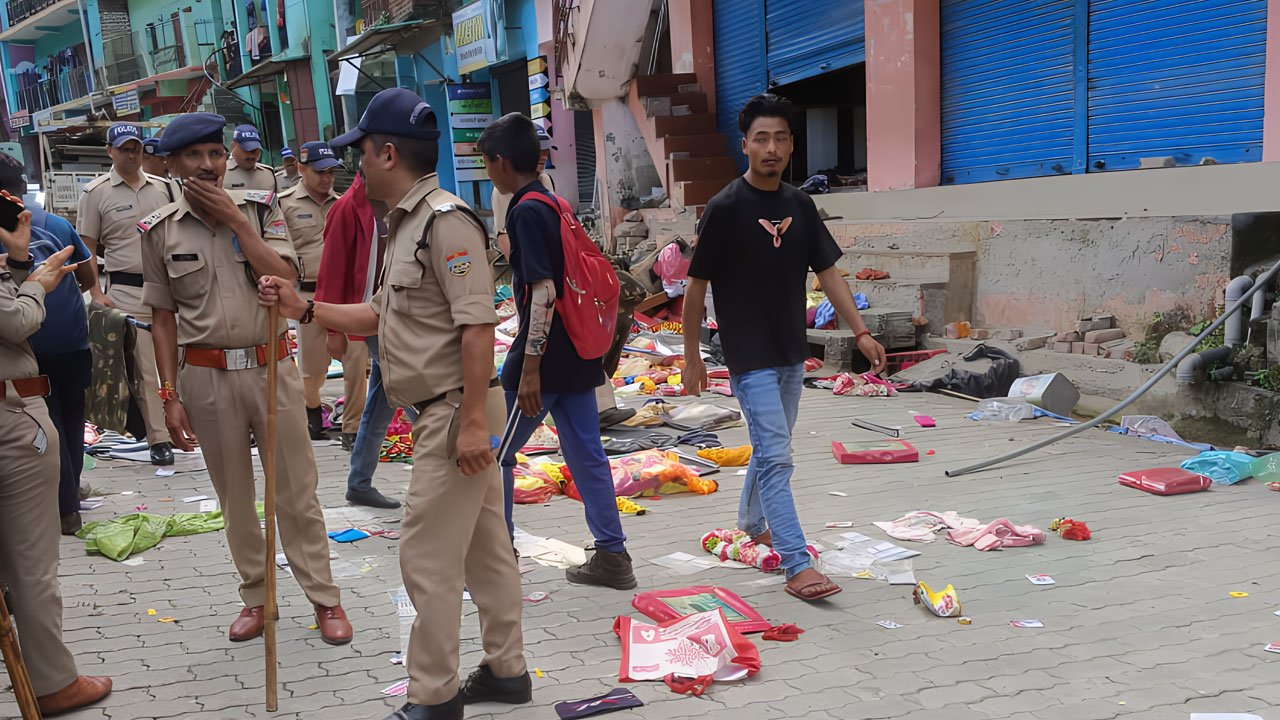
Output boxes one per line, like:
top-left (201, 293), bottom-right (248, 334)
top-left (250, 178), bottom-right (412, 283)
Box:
top-left (478, 113), bottom-right (635, 590)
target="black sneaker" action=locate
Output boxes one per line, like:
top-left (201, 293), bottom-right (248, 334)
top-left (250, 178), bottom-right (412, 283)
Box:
top-left (307, 406), bottom-right (327, 441)
top-left (459, 665), bottom-right (532, 705)
top-left (346, 487), bottom-right (401, 509)
top-left (150, 442), bottom-right (174, 466)
top-left (341, 432), bottom-right (357, 452)
top-left (61, 512), bottom-right (83, 536)
top-left (565, 548), bottom-right (637, 590)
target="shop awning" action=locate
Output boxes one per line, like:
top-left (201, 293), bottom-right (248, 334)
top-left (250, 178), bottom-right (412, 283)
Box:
top-left (329, 20), bottom-right (433, 62)
top-left (226, 58), bottom-right (287, 89)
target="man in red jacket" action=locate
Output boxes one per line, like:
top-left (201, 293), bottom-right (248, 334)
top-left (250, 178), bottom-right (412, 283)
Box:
top-left (315, 173), bottom-right (412, 509)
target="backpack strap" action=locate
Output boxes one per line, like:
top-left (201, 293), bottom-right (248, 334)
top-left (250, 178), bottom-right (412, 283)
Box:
top-left (412, 189), bottom-right (487, 276)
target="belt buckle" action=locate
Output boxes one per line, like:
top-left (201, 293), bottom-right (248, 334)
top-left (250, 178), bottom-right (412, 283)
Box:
top-left (226, 348), bottom-right (256, 370)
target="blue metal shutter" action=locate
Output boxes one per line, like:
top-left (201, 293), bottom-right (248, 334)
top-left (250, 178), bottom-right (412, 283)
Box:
top-left (713, 0), bottom-right (766, 171)
top-left (940, 0), bottom-right (1076, 184)
top-left (1087, 0), bottom-right (1267, 171)
top-left (765, 0), bottom-right (865, 88)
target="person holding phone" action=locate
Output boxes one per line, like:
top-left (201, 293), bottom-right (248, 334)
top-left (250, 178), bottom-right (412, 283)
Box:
top-left (0, 196), bottom-right (114, 716)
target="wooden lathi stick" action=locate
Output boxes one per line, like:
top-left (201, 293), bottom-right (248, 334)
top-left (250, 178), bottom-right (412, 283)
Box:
top-left (263, 305), bottom-right (280, 712)
top-left (0, 586), bottom-right (43, 719)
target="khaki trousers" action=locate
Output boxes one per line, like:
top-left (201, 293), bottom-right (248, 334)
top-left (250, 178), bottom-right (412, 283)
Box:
top-left (180, 359), bottom-right (340, 608)
top-left (108, 283), bottom-right (170, 445)
top-left (403, 386), bottom-right (525, 705)
top-left (0, 392), bottom-right (79, 696)
top-left (297, 294), bottom-right (369, 434)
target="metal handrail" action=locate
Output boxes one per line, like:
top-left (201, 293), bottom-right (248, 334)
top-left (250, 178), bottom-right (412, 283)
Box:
top-left (4, 0), bottom-right (59, 26)
top-left (201, 43), bottom-right (268, 131)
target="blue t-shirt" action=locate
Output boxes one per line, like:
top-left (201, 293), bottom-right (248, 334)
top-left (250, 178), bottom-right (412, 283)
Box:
top-left (2, 223), bottom-right (91, 355)
top-left (28, 206), bottom-right (84, 254)
top-left (500, 181), bottom-right (602, 394)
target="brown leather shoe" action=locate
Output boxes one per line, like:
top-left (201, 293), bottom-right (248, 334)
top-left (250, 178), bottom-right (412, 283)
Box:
top-left (316, 604), bottom-right (353, 645)
top-left (228, 605), bottom-right (265, 642)
top-left (37, 675), bottom-right (112, 716)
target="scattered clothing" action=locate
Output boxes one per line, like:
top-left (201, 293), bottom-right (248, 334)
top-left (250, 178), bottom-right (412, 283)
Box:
top-left (947, 519), bottom-right (1045, 551)
top-left (855, 268), bottom-right (890, 280)
top-left (76, 510), bottom-right (239, 561)
top-left (873, 511), bottom-right (981, 543)
top-left (697, 445), bottom-right (752, 467)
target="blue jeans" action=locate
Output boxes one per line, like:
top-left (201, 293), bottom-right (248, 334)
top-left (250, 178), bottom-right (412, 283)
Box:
top-left (346, 336), bottom-right (418, 493)
top-left (730, 364), bottom-right (809, 578)
top-left (499, 388), bottom-right (627, 553)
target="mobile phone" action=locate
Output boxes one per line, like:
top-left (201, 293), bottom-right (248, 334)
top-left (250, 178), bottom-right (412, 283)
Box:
top-left (0, 193), bottom-right (22, 232)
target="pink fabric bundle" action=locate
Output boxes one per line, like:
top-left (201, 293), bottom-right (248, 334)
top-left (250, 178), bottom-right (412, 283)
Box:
top-left (701, 528), bottom-right (819, 572)
top-left (946, 519), bottom-right (1045, 551)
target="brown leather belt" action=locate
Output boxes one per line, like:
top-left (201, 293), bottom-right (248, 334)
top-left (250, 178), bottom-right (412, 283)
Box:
top-left (183, 338), bottom-right (290, 370)
top-left (1, 376), bottom-right (51, 399)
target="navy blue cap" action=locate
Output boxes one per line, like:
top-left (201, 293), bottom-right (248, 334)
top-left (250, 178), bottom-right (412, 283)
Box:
top-left (143, 137), bottom-right (168, 157)
top-left (298, 141), bottom-right (343, 171)
top-left (331, 88), bottom-right (439, 149)
top-left (158, 113), bottom-right (227, 154)
top-left (233, 124), bottom-right (263, 152)
top-left (107, 123), bottom-right (143, 148)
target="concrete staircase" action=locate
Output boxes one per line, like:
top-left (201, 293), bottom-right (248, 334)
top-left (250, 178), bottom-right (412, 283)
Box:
top-left (627, 72), bottom-right (738, 214)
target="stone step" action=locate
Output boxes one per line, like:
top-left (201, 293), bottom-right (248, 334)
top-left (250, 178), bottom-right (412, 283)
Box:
top-left (634, 72), bottom-right (700, 98)
top-left (659, 133), bottom-right (731, 159)
top-left (653, 113), bottom-right (716, 137)
top-left (669, 156), bottom-right (738, 183)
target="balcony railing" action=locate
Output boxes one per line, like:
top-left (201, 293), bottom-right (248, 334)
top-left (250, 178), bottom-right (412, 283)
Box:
top-left (15, 64), bottom-right (90, 113)
top-left (101, 18), bottom-right (217, 88)
top-left (5, 0), bottom-right (60, 27)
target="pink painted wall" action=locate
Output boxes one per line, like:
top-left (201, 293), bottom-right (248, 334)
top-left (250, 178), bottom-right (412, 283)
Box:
top-left (1264, 0), bottom-right (1280, 161)
top-left (667, 0), bottom-right (716, 114)
top-left (865, 0), bottom-right (941, 191)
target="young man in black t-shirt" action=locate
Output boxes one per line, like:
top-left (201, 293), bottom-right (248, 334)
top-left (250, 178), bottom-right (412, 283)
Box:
top-left (683, 94), bottom-right (886, 602)
top-left (479, 113), bottom-right (635, 591)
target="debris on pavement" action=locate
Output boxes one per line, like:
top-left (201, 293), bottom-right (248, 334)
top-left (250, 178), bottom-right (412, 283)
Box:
top-left (947, 518), bottom-right (1046, 551)
top-left (701, 529), bottom-right (818, 572)
top-left (614, 609), bottom-right (761, 684)
top-left (873, 510), bottom-right (981, 543)
top-left (1050, 517), bottom-right (1092, 540)
top-left (554, 688), bottom-right (644, 719)
top-left (1026, 574), bottom-right (1056, 585)
top-left (875, 620), bottom-right (902, 629)
top-left (1118, 467), bottom-right (1213, 495)
top-left (1010, 619), bottom-right (1045, 628)
top-left (831, 439), bottom-right (918, 464)
top-left (631, 586), bottom-right (770, 633)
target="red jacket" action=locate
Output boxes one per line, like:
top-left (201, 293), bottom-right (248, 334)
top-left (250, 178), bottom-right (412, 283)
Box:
top-left (316, 174), bottom-right (377, 339)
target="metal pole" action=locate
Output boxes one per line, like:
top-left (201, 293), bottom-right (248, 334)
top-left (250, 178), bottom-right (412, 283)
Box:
top-left (946, 260), bottom-right (1280, 478)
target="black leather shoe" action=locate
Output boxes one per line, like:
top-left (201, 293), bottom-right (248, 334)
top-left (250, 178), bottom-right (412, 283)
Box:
top-left (61, 512), bottom-right (83, 536)
top-left (346, 487), bottom-right (401, 509)
top-left (460, 665), bottom-right (532, 705)
top-left (341, 432), bottom-right (357, 452)
top-left (384, 694), bottom-right (463, 720)
top-left (566, 548), bottom-right (637, 590)
top-left (150, 442), bottom-right (174, 466)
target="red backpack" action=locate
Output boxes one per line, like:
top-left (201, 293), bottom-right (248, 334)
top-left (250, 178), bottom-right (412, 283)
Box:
top-left (516, 191), bottom-right (619, 360)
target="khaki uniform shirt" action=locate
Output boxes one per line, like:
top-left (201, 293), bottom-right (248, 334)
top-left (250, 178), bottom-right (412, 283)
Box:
top-left (275, 170), bottom-right (301, 190)
top-left (372, 174), bottom-right (498, 408)
top-left (76, 168), bottom-right (173, 273)
top-left (491, 172), bottom-right (553, 235)
top-left (224, 162), bottom-right (278, 192)
top-left (140, 189), bottom-right (295, 349)
top-left (0, 266), bottom-right (44, 381)
top-left (278, 185), bottom-right (338, 283)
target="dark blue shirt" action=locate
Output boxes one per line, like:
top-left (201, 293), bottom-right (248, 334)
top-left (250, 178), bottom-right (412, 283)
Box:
top-left (500, 181), bottom-right (602, 394)
top-left (28, 206), bottom-right (84, 255)
top-left (3, 223), bottom-right (91, 356)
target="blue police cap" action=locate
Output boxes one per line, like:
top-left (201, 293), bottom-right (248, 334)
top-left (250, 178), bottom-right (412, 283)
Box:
top-left (143, 137), bottom-right (168, 157)
top-left (298, 141), bottom-right (343, 171)
top-left (233, 124), bottom-right (263, 152)
top-left (331, 88), bottom-right (439, 149)
top-left (158, 113), bottom-right (227, 154)
top-left (107, 123), bottom-right (142, 148)
top-left (280, 147), bottom-right (294, 159)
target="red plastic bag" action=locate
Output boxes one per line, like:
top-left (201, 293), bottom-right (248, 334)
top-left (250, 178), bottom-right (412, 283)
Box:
top-left (1118, 468), bottom-right (1212, 495)
top-left (613, 609), bottom-right (761, 683)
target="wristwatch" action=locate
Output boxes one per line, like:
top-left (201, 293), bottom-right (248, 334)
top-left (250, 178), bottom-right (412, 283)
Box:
top-left (300, 299), bottom-right (316, 325)
top-left (158, 382), bottom-right (179, 401)
top-left (6, 255), bottom-right (33, 270)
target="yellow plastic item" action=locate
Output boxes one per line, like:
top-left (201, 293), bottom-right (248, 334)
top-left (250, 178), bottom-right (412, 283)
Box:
top-left (1229, 591), bottom-right (1250, 598)
top-left (697, 445), bottom-right (753, 467)
top-left (639, 377), bottom-right (657, 394)
top-left (914, 581), bottom-right (962, 617)
top-left (668, 374), bottom-right (682, 386)
top-left (616, 497), bottom-right (647, 515)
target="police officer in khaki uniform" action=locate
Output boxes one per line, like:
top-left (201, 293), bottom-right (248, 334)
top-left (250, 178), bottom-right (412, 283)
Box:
top-left (278, 140), bottom-right (368, 445)
top-left (0, 203), bottom-right (113, 715)
top-left (275, 147), bottom-right (301, 190)
top-left (224, 124), bottom-right (278, 192)
top-left (259, 88), bottom-right (527, 720)
top-left (142, 137), bottom-right (169, 179)
top-left (138, 112), bottom-right (352, 646)
top-left (77, 122), bottom-right (176, 465)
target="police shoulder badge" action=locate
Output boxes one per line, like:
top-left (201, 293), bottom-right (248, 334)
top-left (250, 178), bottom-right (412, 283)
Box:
top-left (445, 251), bottom-right (472, 276)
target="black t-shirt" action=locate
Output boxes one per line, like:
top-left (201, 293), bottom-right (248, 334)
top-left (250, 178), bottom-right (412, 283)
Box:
top-left (688, 177), bottom-right (842, 375)
top-left (502, 181), bottom-right (603, 394)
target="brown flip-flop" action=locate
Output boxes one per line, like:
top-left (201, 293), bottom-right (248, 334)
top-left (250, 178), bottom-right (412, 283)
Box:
top-left (785, 574), bottom-right (843, 602)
